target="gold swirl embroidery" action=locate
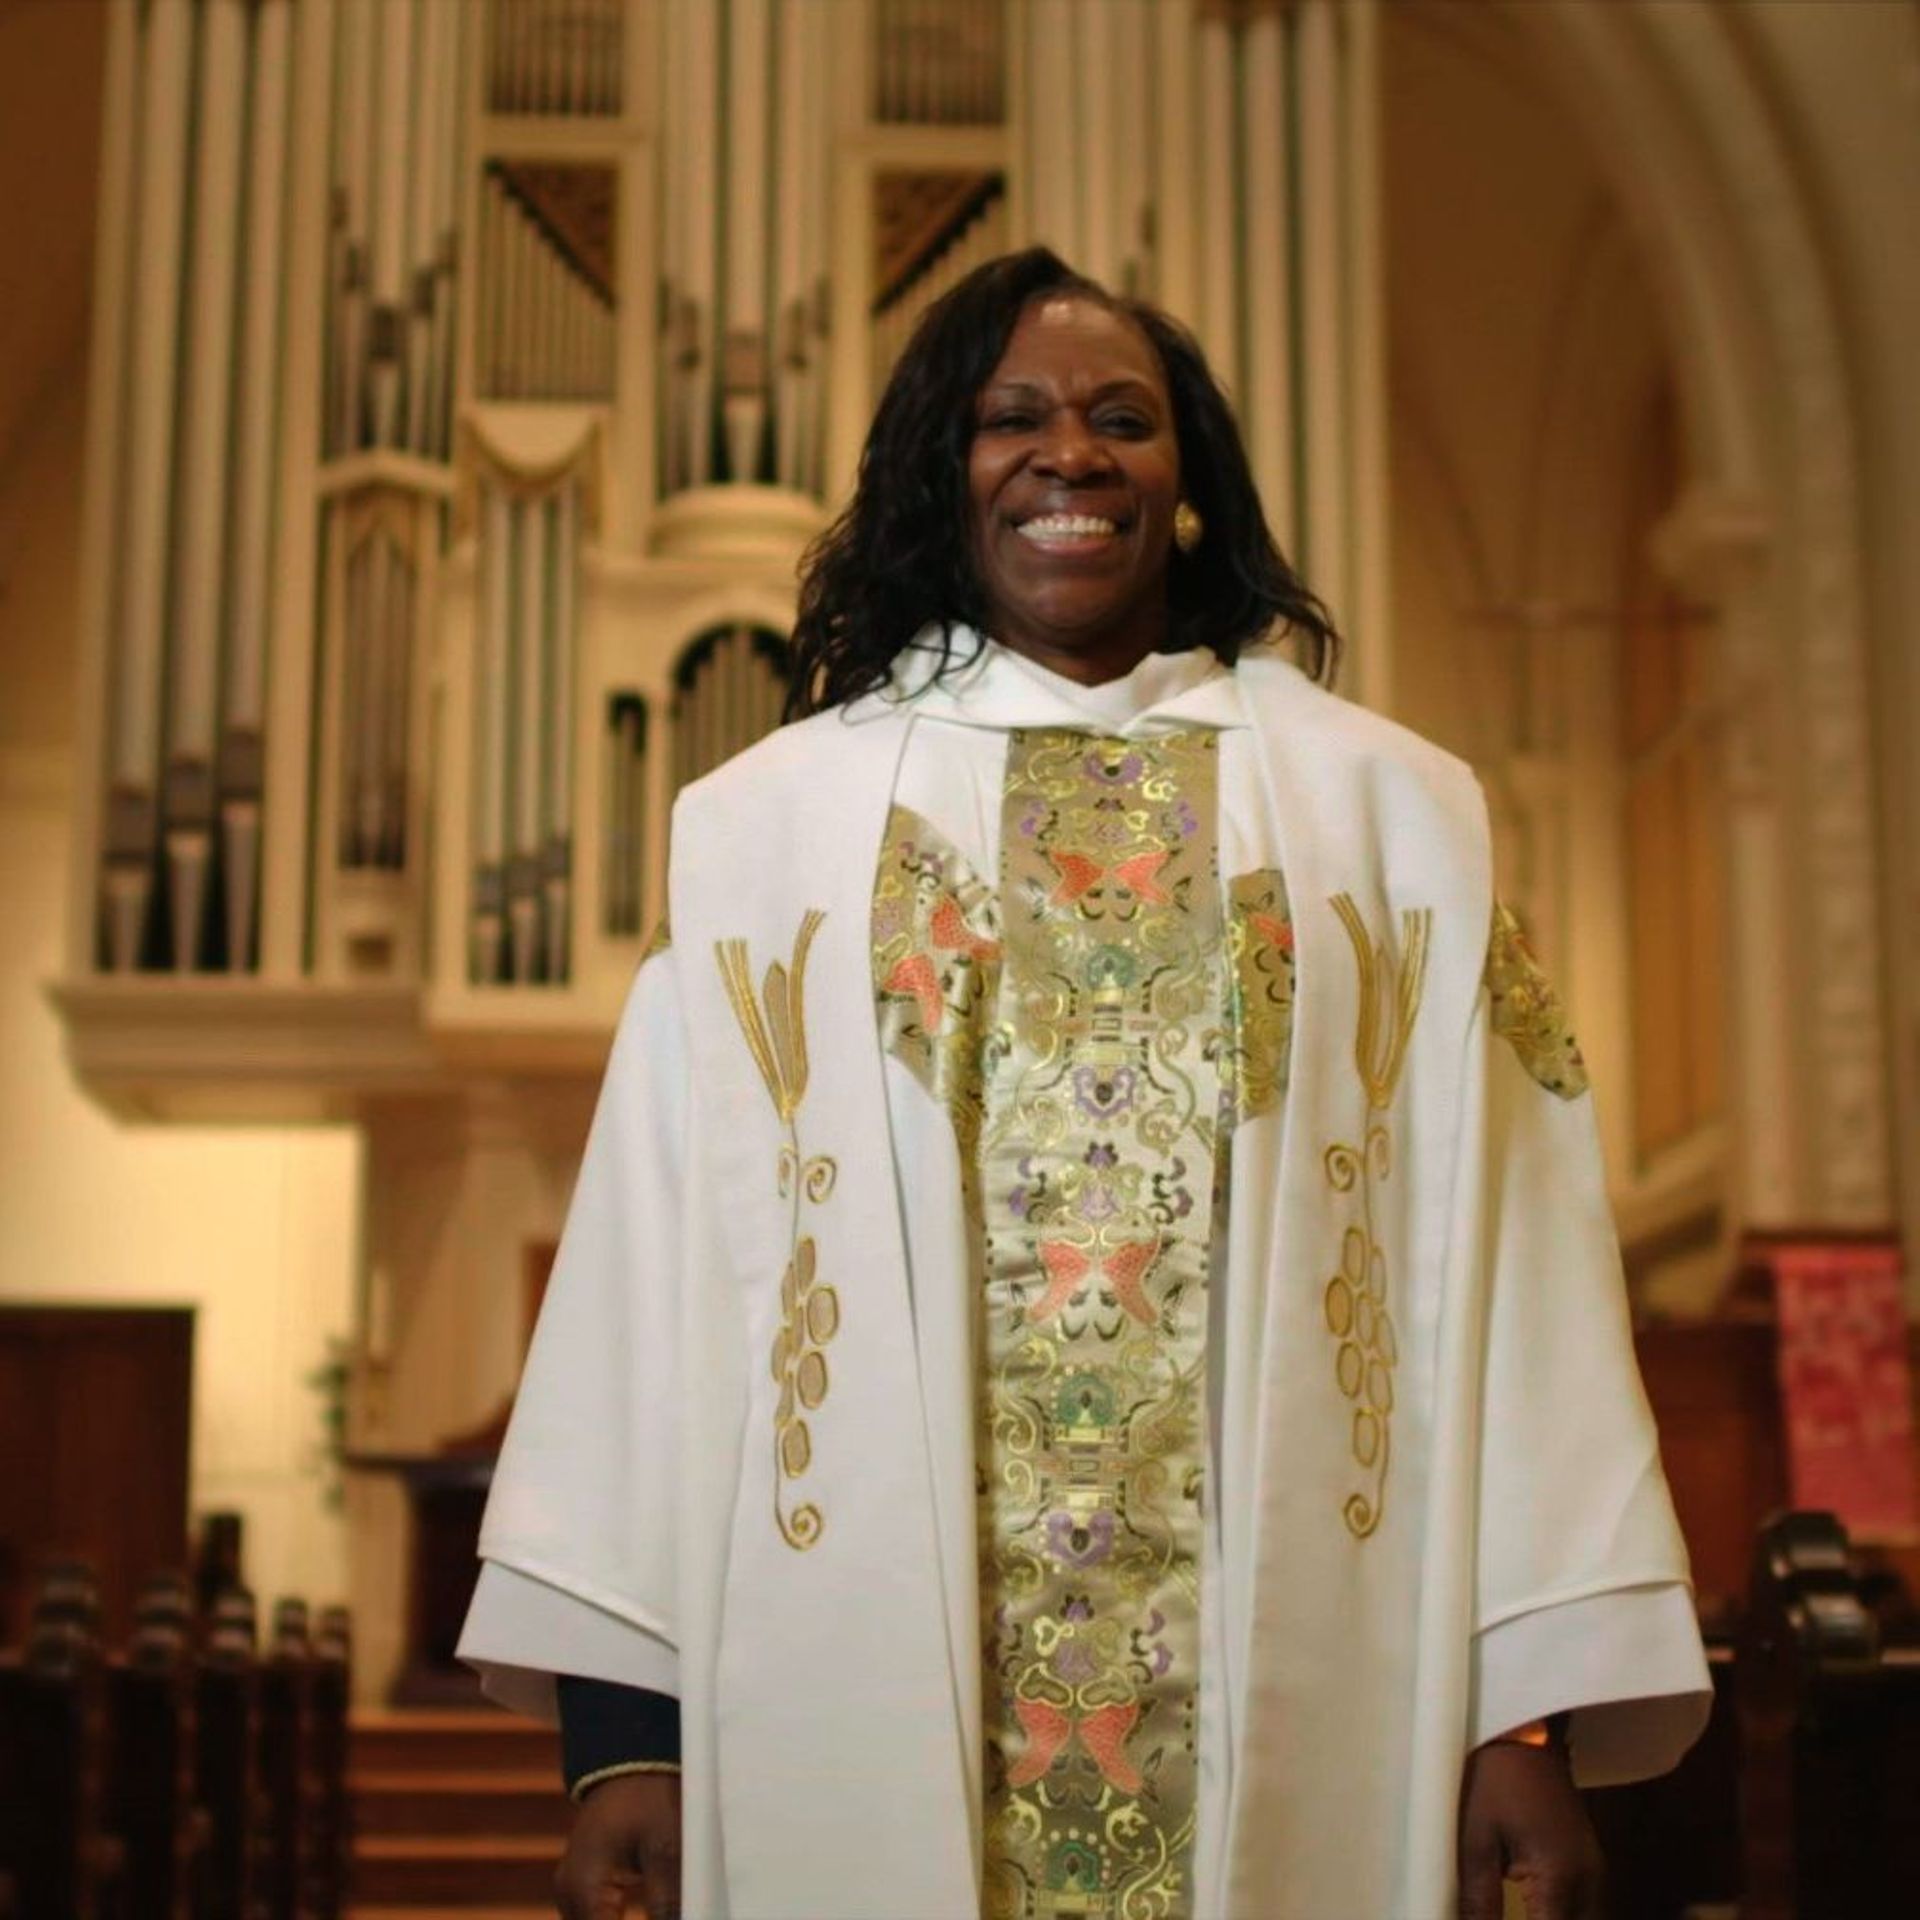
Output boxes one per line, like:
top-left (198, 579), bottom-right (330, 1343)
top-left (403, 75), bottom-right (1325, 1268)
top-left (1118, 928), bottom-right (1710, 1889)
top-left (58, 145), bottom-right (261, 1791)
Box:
top-left (716, 910), bottom-right (838, 1550)
top-left (1486, 900), bottom-right (1589, 1099)
top-left (1224, 869), bottom-right (1295, 1121)
top-left (1323, 894), bottom-right (1431, 1540)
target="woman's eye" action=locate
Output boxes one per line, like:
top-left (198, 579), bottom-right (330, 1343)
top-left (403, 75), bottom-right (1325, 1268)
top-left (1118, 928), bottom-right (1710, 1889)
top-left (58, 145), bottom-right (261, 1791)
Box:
top-left (1099, 413), bottom-right (1151, 436)
top-left (984, 411), bottom-right (1036, 432)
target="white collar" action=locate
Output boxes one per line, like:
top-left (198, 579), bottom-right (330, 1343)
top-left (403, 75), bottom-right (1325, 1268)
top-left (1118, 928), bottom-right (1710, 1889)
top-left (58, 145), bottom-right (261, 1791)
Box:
top-left (890, 625), bottom-right (1245, 736)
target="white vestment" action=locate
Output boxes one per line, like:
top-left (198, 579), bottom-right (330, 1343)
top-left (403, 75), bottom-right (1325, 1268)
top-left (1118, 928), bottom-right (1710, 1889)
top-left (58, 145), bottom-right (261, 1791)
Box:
top-left (461, 639), bottom-right (1709, 1919)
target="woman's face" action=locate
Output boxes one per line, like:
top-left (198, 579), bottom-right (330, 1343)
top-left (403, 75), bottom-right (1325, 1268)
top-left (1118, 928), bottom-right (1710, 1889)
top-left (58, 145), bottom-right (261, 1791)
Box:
top-left (967, 295), bottom-right (1181, 685)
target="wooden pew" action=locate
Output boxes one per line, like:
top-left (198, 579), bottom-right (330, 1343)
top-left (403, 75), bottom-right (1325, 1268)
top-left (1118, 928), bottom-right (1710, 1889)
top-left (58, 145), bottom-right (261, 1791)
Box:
top-left (0, 1604), bottom-right (124, 1918)
top-left (256, 1598), bottom-right (312, 1920)
top-left (193, 1592), bottom-right (260, 1920)
top-left (307, 1608), bottom-right (352, 1920)
top-left (0, 1567), bottom-right (354, 1920)
top-left (105, 1611), bottom-right (198, 1919)
top-left (1738, 1509), bottom-right (1920, 1917)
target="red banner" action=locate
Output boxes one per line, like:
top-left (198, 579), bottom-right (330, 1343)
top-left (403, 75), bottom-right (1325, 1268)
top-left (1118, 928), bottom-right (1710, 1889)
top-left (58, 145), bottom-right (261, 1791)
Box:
top-left (1771, 1240), bottom-right (1918, 1534)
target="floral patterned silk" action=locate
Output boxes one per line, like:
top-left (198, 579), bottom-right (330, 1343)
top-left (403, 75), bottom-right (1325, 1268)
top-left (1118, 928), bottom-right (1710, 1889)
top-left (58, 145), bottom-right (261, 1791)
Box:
top-left (878, 727), bottom-right (1255, 1919)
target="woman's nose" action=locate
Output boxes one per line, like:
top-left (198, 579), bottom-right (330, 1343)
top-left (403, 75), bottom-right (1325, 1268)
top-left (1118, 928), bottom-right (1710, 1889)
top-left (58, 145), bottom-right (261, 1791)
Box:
top-left (1033, 415), bottom-right (1109, 478)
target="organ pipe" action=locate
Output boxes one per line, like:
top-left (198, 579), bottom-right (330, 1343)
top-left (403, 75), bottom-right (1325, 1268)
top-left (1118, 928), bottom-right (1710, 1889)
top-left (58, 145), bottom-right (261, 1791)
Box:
top-left (331, 0), bottom-right (374, 455)
top-left (163, 0), bottom-right (249, 969)
top-left (473, 485), bottom-right (513, 984)
top-left (106, 0), bottom-right (194, 971)
top-left (223, 0), bottom-right (295, 972)
top-left (1240, 4), bottom-right (1295, 551)
top-left (75, 0), bottom-right (139, 969)
top-left (1194, 11), bottom-right (1239, 400)
top-left (1297, 0), bottom-right (1347, 606)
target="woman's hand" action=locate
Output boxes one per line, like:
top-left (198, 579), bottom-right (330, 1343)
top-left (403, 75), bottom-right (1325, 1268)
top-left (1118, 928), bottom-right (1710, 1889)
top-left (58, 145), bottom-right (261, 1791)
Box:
top-left (1457, 1739), bottom-right (1604, 1920)
top-left (554, 1770), bottom-right (683, 1920)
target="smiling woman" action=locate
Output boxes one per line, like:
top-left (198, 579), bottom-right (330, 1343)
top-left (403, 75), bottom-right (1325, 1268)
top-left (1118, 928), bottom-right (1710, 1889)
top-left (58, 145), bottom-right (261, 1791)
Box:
top-left (786, 246), bottom-right (1339, 711)
top-left (464, 243), bottom-right (1708, 1920)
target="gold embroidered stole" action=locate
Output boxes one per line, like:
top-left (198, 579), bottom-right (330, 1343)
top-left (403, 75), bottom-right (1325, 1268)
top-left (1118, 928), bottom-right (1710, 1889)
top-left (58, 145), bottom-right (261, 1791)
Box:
top-left (873, 730), bottom-right (1299, 1920)
top-left (975, 729), bottom-right (1220, 1918)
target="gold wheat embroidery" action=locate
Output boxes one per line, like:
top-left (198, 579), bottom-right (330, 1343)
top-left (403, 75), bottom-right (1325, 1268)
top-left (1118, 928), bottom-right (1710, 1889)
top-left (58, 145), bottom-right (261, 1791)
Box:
top-left (1323, 894), bottom-right (1431, 1540)
top-left (716, 910), bottom-right (839, 1550)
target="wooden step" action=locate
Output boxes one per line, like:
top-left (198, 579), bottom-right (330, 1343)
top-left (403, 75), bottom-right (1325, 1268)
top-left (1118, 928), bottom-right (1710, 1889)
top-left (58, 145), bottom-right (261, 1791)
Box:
top-left (351, 1834), bottom-right (561, 1906)
top-left (350, 1768), bottom-right (571, 1838)
top-left (349, 1706), bottom-right (559, 1775)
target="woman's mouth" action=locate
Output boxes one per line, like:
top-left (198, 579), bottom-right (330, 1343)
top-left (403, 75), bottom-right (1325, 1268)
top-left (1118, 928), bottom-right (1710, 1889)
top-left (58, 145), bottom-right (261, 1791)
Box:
top-left (1015, 512), bottom-right (1123, 555)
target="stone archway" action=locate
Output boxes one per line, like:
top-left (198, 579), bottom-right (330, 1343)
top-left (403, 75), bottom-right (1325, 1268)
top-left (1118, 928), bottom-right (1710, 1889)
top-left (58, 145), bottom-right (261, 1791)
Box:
top-left (1504, 0), bottom-right (1893, 1237)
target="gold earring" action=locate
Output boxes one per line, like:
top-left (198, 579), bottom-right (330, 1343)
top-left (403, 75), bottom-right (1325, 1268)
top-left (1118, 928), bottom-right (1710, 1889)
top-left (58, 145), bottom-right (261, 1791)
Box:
top-left (1173, 501), bottom-right (1203, 554)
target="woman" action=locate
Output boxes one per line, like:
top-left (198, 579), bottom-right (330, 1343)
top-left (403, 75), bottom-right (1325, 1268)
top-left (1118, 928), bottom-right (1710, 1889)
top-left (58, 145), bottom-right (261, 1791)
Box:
top-left (463, 248), bottom-right (1707, 1920)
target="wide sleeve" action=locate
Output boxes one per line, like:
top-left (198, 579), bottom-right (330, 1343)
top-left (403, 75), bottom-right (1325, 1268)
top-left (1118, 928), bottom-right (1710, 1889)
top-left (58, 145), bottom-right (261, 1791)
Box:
top-left (1466, 911), bottom-right (1711, 1786)
top-left (458, 943), bottom-right (690, 1723)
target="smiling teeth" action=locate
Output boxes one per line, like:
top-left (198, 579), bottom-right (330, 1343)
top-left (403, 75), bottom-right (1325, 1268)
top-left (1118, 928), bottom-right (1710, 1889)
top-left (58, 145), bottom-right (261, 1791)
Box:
top-left (1018, 514), bottom-right (1117, 538)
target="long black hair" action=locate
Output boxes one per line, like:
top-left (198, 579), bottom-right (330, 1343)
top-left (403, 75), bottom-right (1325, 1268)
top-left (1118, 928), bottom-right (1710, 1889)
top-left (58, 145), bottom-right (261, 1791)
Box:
top-left (787, 246), bottom-right (1340, 716)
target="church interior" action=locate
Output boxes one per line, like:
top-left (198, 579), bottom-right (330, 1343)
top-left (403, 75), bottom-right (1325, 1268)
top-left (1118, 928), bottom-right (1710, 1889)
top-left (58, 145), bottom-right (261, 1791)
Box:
top-left (1, 0), bottom-right (1917, 1912)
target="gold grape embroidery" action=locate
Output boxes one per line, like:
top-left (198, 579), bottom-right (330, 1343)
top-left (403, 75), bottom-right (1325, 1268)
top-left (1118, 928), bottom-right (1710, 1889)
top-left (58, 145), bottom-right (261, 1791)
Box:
top-left (716, 910), bottom-right (839, 1550)
top-left (1324, 894), bottom-right (1431, 1540)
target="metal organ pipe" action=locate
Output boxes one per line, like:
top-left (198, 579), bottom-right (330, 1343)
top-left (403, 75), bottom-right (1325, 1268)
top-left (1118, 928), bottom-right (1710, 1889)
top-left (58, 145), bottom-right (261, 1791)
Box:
top-left (510, 492), bottom-right (550, 982)
top-left (106, 0), bottom-right (194, 971)
top-left (679, 0), bottom-right (721, 488)
top-left (1297, 0), bottom-right (1348, 612)
top-left (1240, 2), bottom-right (1296, 554)
top-left (331, 0), bottom-right (375, 454)
top-left (473, 485), bottom-right (513, 984)
top-left (545, 481), bottom-right (578, 983)
top-left (1074, 0), bottom-right (1116, 287)
top-left (1152, 0), bottom-right (1197, 322)
top-left (222, 0), bottom-right (294, 971)
top-left (1194, 9), bottom-right (1239, 402)
top-left (78, 0), bottom-right (139, 969)
top-left (402, 0), bottom-right (447, 454)
top-left (1111, 0), bottom-right (1151, 294)
top-left (724, 0), bottom-right (772, 483)
top-left (164, 0), bottom-right (249, 970)
top-left (1025, 0), bottom-right (1076, 260)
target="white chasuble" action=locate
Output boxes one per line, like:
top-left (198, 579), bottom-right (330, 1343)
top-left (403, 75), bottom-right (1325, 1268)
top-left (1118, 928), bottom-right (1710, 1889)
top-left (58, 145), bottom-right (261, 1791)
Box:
top-left (461, 637), bottom-right (1710, 1919)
